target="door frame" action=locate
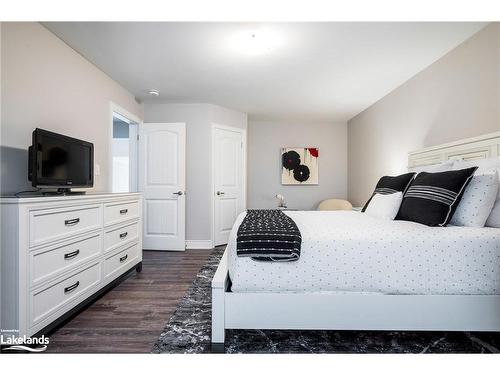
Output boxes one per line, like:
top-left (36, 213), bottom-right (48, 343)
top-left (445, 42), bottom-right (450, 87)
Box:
top-left (211, 123), bottom-right (247, 247)
top-left (108, 101), bottom-right (142, 192)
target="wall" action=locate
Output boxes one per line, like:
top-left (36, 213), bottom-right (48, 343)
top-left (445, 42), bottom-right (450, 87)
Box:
top-left (143, 102), bottom-right (247, 242)
top-left (348, 23), bottom-right (500, 207)
top-left (0, 22), bottom-right (143, 194)
top-left (247, 121), bottom-right (348, 210)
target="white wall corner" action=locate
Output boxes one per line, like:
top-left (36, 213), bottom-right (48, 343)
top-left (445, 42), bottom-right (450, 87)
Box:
top-left (185, 240), bottom-right (214, 250)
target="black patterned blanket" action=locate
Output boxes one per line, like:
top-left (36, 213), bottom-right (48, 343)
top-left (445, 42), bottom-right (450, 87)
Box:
top-left (236, 209), bottom-right (301, 262)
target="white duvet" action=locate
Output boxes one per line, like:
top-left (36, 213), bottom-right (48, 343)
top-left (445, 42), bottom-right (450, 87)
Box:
top-left (227, 211), bottom-right (500, 295)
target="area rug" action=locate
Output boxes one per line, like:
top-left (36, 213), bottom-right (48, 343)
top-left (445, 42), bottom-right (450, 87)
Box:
top-left (151, 247), bottom-right (500, 353)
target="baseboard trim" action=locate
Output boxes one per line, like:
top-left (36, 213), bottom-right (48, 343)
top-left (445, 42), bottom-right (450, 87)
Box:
top-left (185, 240), bottom-right (214, 249)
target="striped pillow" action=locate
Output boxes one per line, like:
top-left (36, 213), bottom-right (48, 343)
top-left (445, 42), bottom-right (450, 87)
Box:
top-left (362, 173), bottom-right (416, 212)
top-left (396, 167), bottom-right (478, 227)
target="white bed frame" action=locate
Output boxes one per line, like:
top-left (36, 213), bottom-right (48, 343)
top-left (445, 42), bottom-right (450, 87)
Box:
top-left (211, 131), bottom-right (500, 348)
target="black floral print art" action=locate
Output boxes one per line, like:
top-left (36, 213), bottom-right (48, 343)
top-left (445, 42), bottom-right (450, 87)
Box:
top-left (282, 150), bottom-right (301, 171)
top-left (293, 164), bottom-right (310, 182)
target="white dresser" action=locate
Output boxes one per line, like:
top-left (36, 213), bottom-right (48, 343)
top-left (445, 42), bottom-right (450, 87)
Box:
top-left (0, 192), bottom-right (142, 337)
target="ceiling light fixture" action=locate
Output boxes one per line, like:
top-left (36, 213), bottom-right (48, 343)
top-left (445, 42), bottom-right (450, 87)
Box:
top-left (148, 89), bottom-right (160, 97)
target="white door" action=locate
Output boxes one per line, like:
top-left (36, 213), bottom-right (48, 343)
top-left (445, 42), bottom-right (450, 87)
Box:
top-left (213, 125), bottom-right (246, 246)
top-left (139, 123), bottom-right (186, 251)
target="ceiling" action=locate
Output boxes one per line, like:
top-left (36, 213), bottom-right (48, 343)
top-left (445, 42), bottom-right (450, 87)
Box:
top-left (44, 22), bottom-right (486, 122)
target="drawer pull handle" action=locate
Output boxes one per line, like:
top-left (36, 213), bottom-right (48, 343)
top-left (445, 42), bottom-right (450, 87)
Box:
top-left (64, 218), bottom-right (80, 226)
top-left (64, 281), bottom-right (80, 294)
top-left (64, 249), bottom-right (80, 260)
top-left (119, 254), bottom-right (128, 263)
top-left (119, 232), bottom-right (128, 239)
top-left (120, 209), bottom-right (128, 215)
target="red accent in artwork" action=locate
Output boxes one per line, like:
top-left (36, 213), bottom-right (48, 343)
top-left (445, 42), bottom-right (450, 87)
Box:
top-left (308, 148), bottom-right (319, 158)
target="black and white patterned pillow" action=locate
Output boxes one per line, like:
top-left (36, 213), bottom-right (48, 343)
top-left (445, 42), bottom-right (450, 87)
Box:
top-left (362, 172), bottom-right (416, 212)
top-left (396, 167), bottom-right (478, 227)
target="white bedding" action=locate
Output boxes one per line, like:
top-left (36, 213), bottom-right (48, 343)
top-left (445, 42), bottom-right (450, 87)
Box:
top-left (227, 211), bottom-right (500, 295)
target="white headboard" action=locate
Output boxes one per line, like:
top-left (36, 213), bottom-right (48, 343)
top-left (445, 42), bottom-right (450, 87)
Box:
top-left (408, 131), bottom-right (500, 168)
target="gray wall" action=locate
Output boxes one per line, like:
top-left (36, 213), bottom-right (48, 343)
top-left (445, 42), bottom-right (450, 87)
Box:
top-left (1, 22), bottom-right (143, 194)
top-left (348, 23), bottom-right (500, 207)
top-left (144, 102), bottom-right (247, 241)
top-left (247, 121), bottom-right (348, 210)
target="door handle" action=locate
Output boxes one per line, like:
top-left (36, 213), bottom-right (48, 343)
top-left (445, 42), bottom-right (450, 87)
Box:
top-left (173, 191), bottom-right (183, 196)
top-left (216, 191), bottom-right (225, 196)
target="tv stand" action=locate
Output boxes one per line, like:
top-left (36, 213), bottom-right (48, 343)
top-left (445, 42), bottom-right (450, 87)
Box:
top-left (1, 192), bottom-right (142, 338)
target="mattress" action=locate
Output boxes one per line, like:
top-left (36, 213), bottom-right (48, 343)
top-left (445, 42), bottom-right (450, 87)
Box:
top-left (227, 211), bottom-right (500, 295)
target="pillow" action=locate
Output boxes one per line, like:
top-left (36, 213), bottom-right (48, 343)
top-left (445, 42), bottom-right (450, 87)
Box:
top-left (449, 170), bottom-right (499, 227)
top-left (453, 157), bottom-right (500, 228)
top-left (361, 172), bottom-right (415, 212)
top-left (396, 167), bottom-right (478, 227)
top-left (453, 156), bottom-right (500, 174)
top-left (364, 192), bottom-right (403, 220)
top-left (408, 159), bottom-right (455, 174)
top-left (486, 203), bottom-right (500, 227)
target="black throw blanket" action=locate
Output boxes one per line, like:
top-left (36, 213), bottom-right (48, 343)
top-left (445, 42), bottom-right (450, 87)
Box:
top-left (236, 209), bottom-right (302, 262)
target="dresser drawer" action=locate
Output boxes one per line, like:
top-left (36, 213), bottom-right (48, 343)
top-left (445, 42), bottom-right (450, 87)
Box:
top-left (31, 233), bottom-right (102, 286)
top-left (104, 221), bottom-right (139, 253)
top-left (104, 201), bottom-right (139, 226)
top-left (31, 262), bottom-right (101, 326)
top-left (30, 205), bottom-right (102, 247)
top-left (104, 243), bottom-right (139, 280)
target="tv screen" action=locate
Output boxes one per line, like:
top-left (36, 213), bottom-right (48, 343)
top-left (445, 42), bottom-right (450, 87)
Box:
top-left (29, 128), bottom-right (94, 188)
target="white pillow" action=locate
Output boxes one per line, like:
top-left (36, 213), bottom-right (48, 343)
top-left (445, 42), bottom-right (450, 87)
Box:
top-left (449, 170), bottom-right (499, 227)
top-left (408, 159), bottom-right (455, 174)
top-left (453, 157), bottom-right (500, 228)
top-left (364, 192), bottom-right (403, 220)
top-left (486, 203), bottom-right (500, 227)
top-left (453, 156), bottom-right (500, 174)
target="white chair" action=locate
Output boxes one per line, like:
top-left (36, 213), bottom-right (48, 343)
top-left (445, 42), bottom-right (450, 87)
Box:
top-left (317, 198), bottom-right (353, 211)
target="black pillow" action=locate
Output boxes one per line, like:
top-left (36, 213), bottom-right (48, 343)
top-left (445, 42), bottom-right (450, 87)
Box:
top-left (396, 167), bottom-right (478, 227)
top-left (362, 172), bottom-right (416, 212)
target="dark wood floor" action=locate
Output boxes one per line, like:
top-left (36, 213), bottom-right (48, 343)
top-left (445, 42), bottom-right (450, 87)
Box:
top-left (46, 249), bottom-right (212, 353)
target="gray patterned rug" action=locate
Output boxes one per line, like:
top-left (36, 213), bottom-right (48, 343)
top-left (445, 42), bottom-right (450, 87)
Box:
top-left (151, 247), bottom-right (500, 353)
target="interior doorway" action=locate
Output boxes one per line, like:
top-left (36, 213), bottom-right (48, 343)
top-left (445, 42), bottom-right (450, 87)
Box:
top-left (110, 103), bottom-right (140, 193)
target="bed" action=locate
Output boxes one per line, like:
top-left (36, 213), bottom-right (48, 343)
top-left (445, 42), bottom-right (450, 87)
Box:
top-left (211, 132), bottom-right (500, 349)
top-left (228, 210), bottom-right (500, 295)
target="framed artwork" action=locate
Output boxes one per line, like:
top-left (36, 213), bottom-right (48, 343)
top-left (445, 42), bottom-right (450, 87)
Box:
top-left (281, 147), bottom-right (319, 185)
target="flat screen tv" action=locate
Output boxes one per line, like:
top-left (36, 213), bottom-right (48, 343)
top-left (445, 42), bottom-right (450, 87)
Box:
top-left (29, 128), bottom-right (94, 191)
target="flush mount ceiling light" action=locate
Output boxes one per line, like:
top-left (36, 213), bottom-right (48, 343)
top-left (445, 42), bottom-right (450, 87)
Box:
top-left (229, 28), bottom-right (282, 56)
top-left (148, 89), bottom-right (160, 97)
